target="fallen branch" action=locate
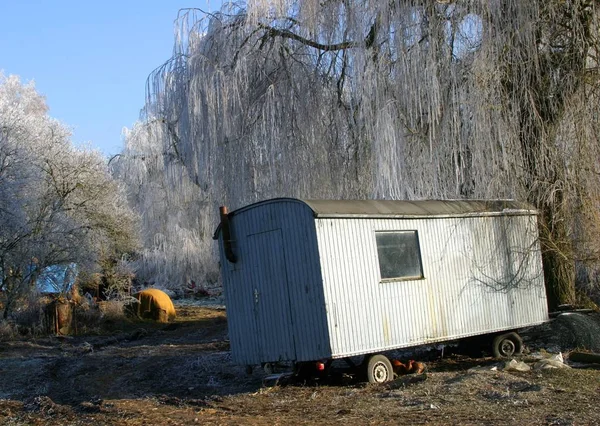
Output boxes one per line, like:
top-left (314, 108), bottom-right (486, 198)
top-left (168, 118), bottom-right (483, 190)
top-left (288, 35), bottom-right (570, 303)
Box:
top-left (569, 351), bottom-right (600, 364)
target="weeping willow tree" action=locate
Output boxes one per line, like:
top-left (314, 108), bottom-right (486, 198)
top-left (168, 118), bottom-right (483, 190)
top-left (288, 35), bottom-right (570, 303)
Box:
top-left (111, 121), bottom-right (216, 290)
top-left (115, 0), bottom-right (600, 308)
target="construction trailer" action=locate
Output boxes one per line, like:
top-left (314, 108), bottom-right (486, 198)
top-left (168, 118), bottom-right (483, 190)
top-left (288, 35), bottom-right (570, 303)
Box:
top-left (214, 198), bottom-right (549, 382)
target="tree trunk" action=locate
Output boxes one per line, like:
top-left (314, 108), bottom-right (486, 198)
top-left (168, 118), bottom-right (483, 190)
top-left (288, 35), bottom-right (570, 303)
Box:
top-left (505, 2), bottom-right (590, 312)
top-left (539, 219), bottom-right (576, 310)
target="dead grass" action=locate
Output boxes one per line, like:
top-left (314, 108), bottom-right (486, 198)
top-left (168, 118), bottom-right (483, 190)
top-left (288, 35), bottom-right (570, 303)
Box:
top-left (0, 307), bottom-right (599, 425)
top-left (0, 320), bottom-right (15, 340)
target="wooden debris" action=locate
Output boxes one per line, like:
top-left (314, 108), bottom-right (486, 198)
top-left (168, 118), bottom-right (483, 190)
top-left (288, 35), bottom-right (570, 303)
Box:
top-left (569, 351), bottom-right (600, 365)
top-left (386, 373), bottom-right (428, 389)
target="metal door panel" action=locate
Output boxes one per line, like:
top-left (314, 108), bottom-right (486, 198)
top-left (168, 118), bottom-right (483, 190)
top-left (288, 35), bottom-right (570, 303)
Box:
top-left (247, 229), bottom-right (295, 361)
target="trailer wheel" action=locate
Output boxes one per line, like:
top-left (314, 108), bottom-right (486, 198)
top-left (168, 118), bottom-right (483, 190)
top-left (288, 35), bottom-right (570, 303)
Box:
top-left (492, 332), bottom-right (523, 358)
top-left (365, 354), bottom-right (394, 384)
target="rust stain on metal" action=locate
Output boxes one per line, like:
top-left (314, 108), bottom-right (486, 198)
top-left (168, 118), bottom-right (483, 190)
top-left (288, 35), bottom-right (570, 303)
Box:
top-left (383, 315), bottom-right (391, 346)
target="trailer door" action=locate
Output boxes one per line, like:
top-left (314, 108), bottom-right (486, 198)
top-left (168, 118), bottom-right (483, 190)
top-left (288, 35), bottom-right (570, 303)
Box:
top-left (247, 229), bottom-right (296, 361)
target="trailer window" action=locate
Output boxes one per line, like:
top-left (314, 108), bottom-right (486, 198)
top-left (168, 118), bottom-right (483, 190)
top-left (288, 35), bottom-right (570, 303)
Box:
top-left (375, 231), bottom-right (424, 280)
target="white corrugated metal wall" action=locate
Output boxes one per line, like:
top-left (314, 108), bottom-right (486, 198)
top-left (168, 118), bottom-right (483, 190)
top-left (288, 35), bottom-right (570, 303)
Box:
top-left (220, 200), bottom-right (331, 364)
top-left (316, 214), bottom-right (547, 358)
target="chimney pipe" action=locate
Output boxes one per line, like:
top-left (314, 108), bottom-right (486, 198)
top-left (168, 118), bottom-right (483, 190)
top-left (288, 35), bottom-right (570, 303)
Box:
top-left (220, 206), bottom-right (237, 263)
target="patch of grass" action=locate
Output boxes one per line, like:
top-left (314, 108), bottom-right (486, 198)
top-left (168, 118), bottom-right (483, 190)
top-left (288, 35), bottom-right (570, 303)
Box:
top-left (0, 320), bottom-right (15, 340)
top-left (98, 300), bottom-right (128, 321)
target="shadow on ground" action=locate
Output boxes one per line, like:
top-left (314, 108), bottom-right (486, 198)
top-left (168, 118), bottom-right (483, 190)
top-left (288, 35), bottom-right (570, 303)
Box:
top-left (0, 307), bottom-right (263, 408)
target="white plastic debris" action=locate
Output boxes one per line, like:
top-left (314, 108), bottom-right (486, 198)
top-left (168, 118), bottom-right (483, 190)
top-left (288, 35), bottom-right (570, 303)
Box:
top-left (533, 359), bottom-right (571, 370)
top-left (532, 351), bottom-right (571, 369)
top-left (503, 359), bottom-right (531, 372)
top-left (468, 364), bottom-right (499, 372)
top-left (549, 352), bottom-right (564, 363)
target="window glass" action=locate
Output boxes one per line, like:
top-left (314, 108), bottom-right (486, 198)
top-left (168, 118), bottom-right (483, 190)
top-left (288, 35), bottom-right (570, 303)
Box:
top-left (375, 231), bottom-right (423, 280)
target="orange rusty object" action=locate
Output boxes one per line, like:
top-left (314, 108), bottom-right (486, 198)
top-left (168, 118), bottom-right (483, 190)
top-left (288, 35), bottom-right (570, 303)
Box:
top-left (407, 360), bottom-right (426, 374)
top-left (391, 359), bottom-right (409, 375)
top-left (392, 359), bottom-right (426, 375)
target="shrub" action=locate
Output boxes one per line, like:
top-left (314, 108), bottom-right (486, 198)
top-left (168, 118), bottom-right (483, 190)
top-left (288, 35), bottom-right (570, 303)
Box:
top-left (0, 320), bottom-right (15, 340)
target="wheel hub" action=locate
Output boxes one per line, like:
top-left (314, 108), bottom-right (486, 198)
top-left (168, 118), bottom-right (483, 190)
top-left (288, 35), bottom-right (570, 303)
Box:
top-left (500, 339), bottom-right (516, 357)
top-left (372, 362), bottom-right (390, 383)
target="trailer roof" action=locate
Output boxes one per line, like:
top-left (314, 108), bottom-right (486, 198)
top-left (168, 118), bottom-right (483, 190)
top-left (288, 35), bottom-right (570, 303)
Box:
top-left (301, 199), bottom-right (537, 218)
top-left (214, 198), bottom-right (537, 238)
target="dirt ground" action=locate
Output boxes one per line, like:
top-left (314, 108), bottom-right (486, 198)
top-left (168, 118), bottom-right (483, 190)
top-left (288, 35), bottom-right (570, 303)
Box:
top-left (1, 305), bottom-right (599, 425)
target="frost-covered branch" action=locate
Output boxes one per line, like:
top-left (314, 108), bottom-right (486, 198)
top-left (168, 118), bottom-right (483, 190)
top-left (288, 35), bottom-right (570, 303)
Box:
top-left (257, 23), bottom-right (358, 51)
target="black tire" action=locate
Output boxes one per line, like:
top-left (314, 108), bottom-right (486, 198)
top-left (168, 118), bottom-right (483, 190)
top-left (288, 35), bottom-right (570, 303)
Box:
top-left (492, 332), bottom-right (523, 358)
top-left (365, 354), bottom-right (394, 384)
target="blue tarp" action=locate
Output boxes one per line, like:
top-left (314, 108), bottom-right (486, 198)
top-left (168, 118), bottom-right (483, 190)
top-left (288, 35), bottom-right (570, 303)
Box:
top-left (36, 263), bottom-right (77, 294)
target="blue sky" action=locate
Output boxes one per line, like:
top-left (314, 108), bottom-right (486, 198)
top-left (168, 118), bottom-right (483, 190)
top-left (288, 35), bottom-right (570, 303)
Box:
top-left (1, 1), bottom-right (212, 157)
